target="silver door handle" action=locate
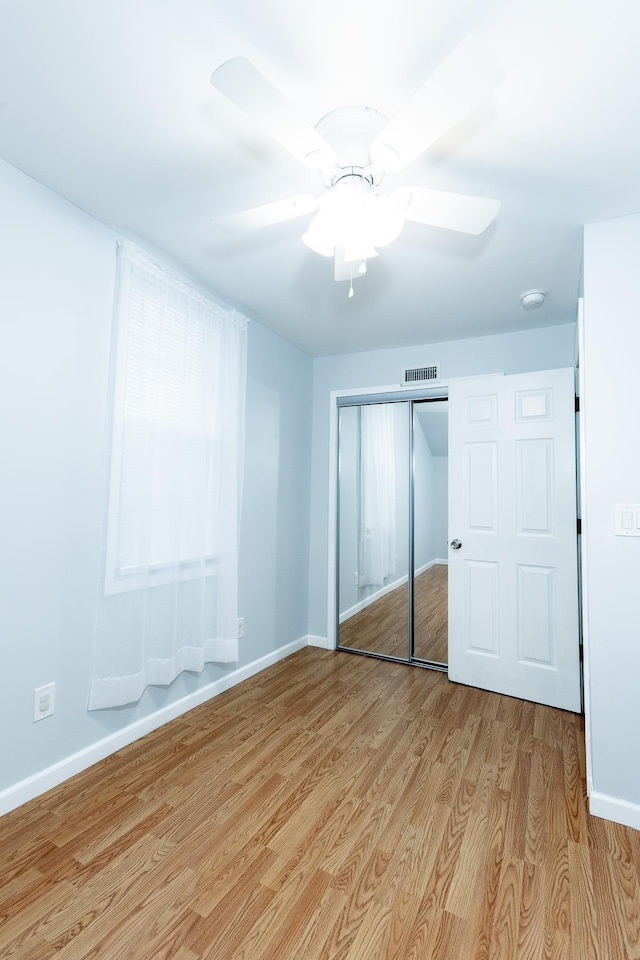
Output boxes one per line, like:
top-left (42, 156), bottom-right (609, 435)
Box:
top-left (450, 539), bottom-right (462, 550)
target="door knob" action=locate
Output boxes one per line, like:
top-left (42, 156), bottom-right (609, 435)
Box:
top-left (450, 539), bottom-right (462, 550)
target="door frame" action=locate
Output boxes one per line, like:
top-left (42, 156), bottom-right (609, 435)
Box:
top-left (327, 375), bottom-right (504, 651)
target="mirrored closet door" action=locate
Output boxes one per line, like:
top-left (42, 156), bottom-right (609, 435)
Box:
top-left (412, 400), bottom-right (449, 665)
top-left (337, 402), bottom-right (410, 659)
top-left (336, 396), bottom-right (449, 669)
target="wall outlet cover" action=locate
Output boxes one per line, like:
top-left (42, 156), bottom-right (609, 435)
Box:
top-left (33, 682), bottom-right (55, 722)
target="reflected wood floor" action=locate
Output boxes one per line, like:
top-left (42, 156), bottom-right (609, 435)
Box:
top-left (339, 563), bottom-right (448, 663)
top-left (2, 648), bottom-right (639, 959)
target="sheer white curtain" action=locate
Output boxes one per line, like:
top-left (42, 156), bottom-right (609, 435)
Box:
top-left (358, 404), bottom-right (397, 588)
top-left (89, 242), bottom-right (248, 710)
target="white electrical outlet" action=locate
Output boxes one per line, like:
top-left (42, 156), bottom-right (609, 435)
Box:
top-left (354, 571), bottom-right (358, 586)
top-left (33, 682), bottom-right (55, 722)
top-left (237, 617), bottom-right (244, 639)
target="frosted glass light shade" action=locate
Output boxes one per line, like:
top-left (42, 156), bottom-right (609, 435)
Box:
top-left (303, 176), bottom-right (405, 261)
top-left (363, 193), bottom-right (404, 247)
top-left (302, 220), bottom-right (335, 256)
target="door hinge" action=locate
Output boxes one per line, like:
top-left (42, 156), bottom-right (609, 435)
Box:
top-left (575, 395), bottom-right (580, 412)
top-left (579, 645), bottom-right (584, 663)
top-left (577, 518), bottom-right (582, 535)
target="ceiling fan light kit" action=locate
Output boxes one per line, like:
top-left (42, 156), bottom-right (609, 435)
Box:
top-left (210, 34), bottom-right (504, 287)
top-left (302, 169), bottom-right (405, 263)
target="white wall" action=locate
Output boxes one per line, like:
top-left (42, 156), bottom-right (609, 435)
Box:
top-left (0, 158), bottom-right (312, 811)
top-left (308, 323), bottom-right (577, 640)
top-left (432, 457), bottom-right (449, 560)
top-left (582, 212), bottom-right (640, 827)
top-left (240, 320), bottom-right (313, 658)
top-left (414, 420), bottom-right (437, 570)
top-left (414, 423), bottom-right (448, 569)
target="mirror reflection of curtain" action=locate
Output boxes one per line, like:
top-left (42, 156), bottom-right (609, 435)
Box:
top-left (358, 404), bottom-right (397, 587)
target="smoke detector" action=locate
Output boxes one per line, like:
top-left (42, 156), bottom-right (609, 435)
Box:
top-left (520, 288), bottom-right (546, 310)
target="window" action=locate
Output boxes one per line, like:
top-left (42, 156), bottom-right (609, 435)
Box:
top-left (89, 243), bottom-right (248, 710)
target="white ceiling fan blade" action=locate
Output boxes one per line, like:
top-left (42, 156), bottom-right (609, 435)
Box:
top-left (370, 34), bottom-right (503, 172)
top-left (392, 186), bottom-right (500, 234)
top-left (210, 58), bottom-right (337, 170)
top-left (218, 194), bottom-right (318, 233)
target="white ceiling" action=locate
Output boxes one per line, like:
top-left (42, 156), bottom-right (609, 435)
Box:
top-left (1, 0), bottom-right (639, 356)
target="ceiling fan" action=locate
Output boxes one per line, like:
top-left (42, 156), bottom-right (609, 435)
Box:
top-left (210, 34), bottom-right (503, 287)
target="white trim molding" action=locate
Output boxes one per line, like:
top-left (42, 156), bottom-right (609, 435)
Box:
top-left (0, 636), bottom-right (307, 818)
top-left (419, 558), bottom-right (448, 571)
top-left (306, 635), bottom-right (333, 650)
top-left (589, 791), bottom-right (640, 831)
top-left (577, 296), bottom-right (594, 790)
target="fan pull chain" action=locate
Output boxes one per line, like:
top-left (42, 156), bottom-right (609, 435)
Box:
top-left (348, 259), bottom-right (367, 297)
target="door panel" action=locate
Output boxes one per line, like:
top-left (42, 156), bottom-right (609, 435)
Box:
top-left (516, 564), bottom-right (554, 664)
top-left (465, 442), bottom-right (498, 530)
top-left (448, 368), bottom-right (581, 711)
top-left (516, 439), bottom-right (553, 533)
top-left (464, 559), bottom-right (499, 655)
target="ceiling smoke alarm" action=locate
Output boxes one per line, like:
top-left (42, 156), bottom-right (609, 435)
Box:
top-left (520, 288), bottom-right (546, 309)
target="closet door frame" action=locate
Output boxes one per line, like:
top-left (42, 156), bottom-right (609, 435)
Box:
top-left (332, 385), bottom-right (450, 666)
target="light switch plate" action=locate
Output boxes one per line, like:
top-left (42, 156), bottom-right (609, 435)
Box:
top-left (614, 504), bottom-right (640, 537)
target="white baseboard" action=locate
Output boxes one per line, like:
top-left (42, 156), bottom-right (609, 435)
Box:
top-left (415, 558), bottom-right (448, 575)
top-left (589, 791), bottom-right (640, 830)
top-left (306, 634), bottom-right (333, 650)
top-left (0, 636), bottom-right (308, 818)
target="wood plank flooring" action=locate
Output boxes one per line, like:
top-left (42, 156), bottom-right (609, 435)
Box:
top-left (413, 564), bottom-right (447, 663)
top-left (339, 564), bottom-right (448, 664)
top-left (2, 648), bottom-right (639, 959)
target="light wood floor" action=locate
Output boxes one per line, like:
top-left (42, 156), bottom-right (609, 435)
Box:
top-left (2, 648), bottom-right (639, 959)
top-left (339, 564), bottom-right (448, 663)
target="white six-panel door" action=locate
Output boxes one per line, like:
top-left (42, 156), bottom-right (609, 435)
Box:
top-left (448, 369), bottom-right (581, 711)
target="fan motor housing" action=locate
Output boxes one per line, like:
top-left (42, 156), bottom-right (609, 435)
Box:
top-left (315, 106), bottom-right (389, 184)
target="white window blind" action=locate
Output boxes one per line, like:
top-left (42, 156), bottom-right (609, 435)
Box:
top-left (89, 242), bottom-right (248, 710)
